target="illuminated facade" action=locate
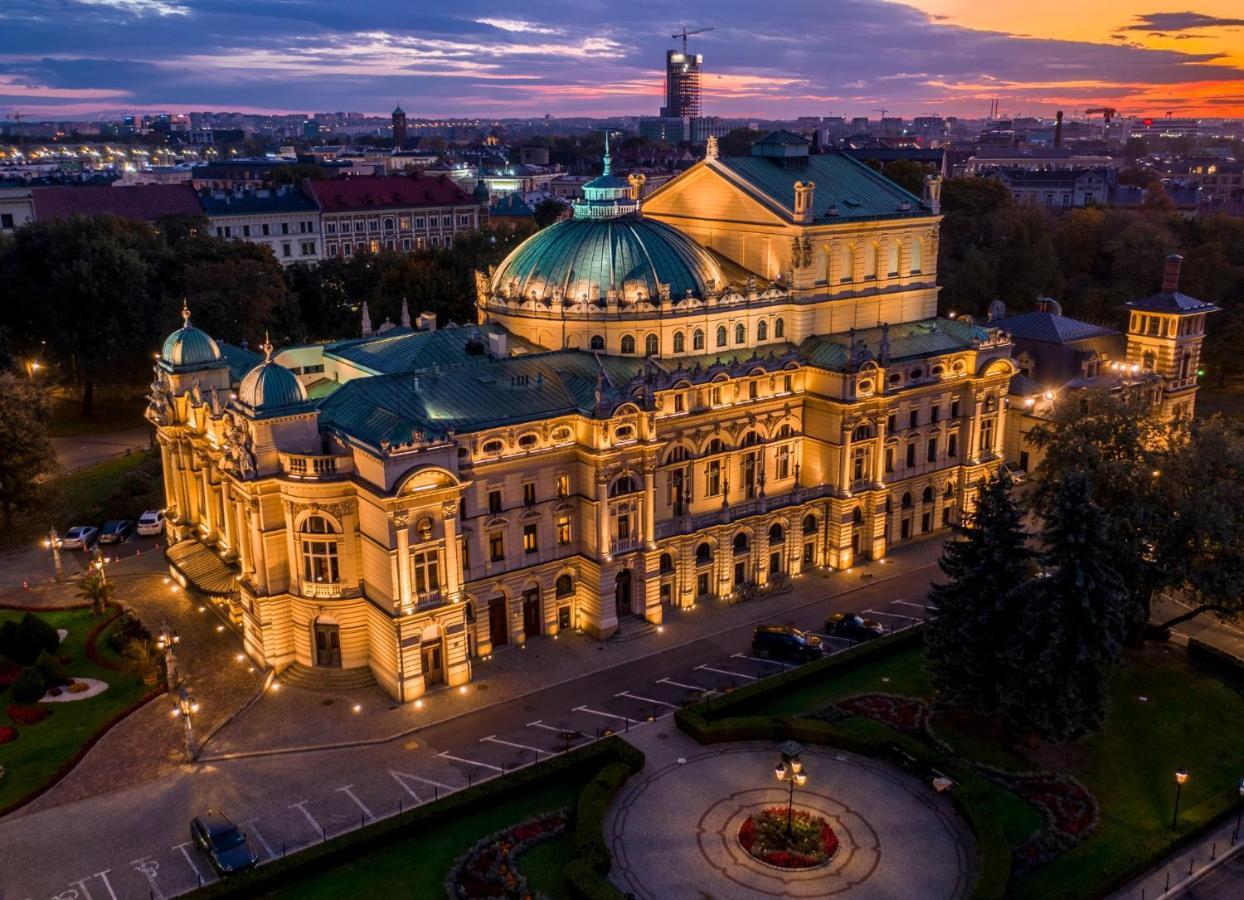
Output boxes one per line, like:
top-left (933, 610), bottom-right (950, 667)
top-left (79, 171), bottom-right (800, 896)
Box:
top-left (151, 132), bottom-right (1016, 702)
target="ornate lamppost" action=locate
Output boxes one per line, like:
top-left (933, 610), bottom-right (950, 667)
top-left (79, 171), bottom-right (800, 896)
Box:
top-left (1172, 767), bottom-right (1189, 829)
top-left (172, 687), bottom-right (199, 761)
top-left (774, 740), bottom-right (808, 838)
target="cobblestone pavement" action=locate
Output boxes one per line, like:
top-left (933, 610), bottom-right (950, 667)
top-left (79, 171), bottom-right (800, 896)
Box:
top-left (609, 728), bottom-right (976, 899)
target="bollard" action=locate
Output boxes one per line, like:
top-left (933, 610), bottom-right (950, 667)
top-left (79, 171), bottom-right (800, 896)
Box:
top-left (625, 715), bottom-right (630, 732)
top-left (534, 748), bottom-right (540, 766)
top-left (399, 799), bottom-right (403, 815)
top-left (1212, 841), bottom-right (1217, 860)
top-left (360, 812), bottom-right (365, 828)
top-left (320, 824), bottom-right (327, 842)
top-left (1189, 857), bottom-right (1194, 876)
top-left (1165, 870), bottom-right (1171, 891)
top-left (283, 842), bottom-right (286, 858)
top-left (434, 785), bottom-right (439, 802)
top-left (468, 773), bottom-right (473, 788)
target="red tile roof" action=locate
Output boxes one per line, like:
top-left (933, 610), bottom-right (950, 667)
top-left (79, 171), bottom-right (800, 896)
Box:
top-left (307, 175), bottom-right (474, 212)
top-left (31, 184), bottom-right (202, 222)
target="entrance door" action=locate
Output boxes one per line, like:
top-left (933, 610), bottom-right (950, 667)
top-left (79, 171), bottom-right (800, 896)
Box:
top-left (659, 582), bottom-right (672, 605)
top-left (489, 597), bottom-right (509, 646)
top-left (314, 623), bottom-right (341, 668)
top-left (734, 561), bottom-right (746, 586)
top-left (522, 588), bottom-right (541, 637)
top-left (615, 570), bottom-right (632, 617)
top-left (421, 641), bottom-right (444, 686)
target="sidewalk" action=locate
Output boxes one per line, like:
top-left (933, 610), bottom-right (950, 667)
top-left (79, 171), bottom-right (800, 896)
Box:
top-left (201, 540), bottom-right (944, 759)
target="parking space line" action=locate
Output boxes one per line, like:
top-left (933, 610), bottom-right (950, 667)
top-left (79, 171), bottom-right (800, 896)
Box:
top-left (891, 599), bottom-right (928, 611)
top-left (335, 784), bottom-right (375, 822)
top-left (481, 735), bottom-right (545, 754)
top-left (390, 770), bottom-right (456, 802)
top-left (695, 664), bottom-right (749, 678)
top-left (574, 704), bottom-right (635, 722)
top-left (808, 631), bottom-right (853, 643)
top-left (730, 652), bottom-right (781, 665)
top-left (437, 750), bottom-right (503, 772)
top-left (173, 841), bottom-right (204, 881)
top-left (615, 690), bottom-right (679, 708)
top-left (863, 608), bottom-right (916, 621)
top-left (526, 719), bottom-right (579, 734)
top-left (289, 799), bottom-right (325, 840)
top-left (657, 677), bottom-right (707, 691)
top-left (242, 819), bottom-right (277, 860)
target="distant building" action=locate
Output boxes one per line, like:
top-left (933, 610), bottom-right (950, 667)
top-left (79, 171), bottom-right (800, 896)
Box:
top-left (639, 116), bottom-right (691, 144)
top-left (199, 186), bottom-right (322, 266)
top-left (961, 148), bottom-right (1115, 175)
top-left (519, 146), bottom-right (551, 166)
top-left (488, 192), bottom-right (535, 229)
top-left (1187, 160), bottom-right (1244, 202)
top-left (0, 187), bottom-right (35, 232)
top-left (307, 175), bottom-right (481, 258)
top-left (661, 50), bottom-right (702, 118)
top-left (30, 184), bottom-right (202, 223)
top-left (990, 168), bottom-right (1114, 208)
top-left (192, 159), bottom-right (301, 190)
top-left (392, 104), bottom-right (408, 149)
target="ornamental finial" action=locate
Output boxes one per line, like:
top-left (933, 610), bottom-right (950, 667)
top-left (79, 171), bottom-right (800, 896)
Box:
top-left (261, 331), bottom-right (274, 362)
top-left (602, 129), bottom-right (612, 176)
top-left (181, 298), bottom-right (191, 327)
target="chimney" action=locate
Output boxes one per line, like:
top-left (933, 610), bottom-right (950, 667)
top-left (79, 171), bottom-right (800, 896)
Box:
top-left (1162, 254), bottom-right (1183, 293)
top-left (488, 331), bottom-right (507, 358)
top-left (1054, 110), bottom-right (1064, 148)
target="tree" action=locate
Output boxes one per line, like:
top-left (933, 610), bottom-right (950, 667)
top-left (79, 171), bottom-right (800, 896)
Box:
top-left (0, 372), bottom-right (56, 532)
top-left (1001, 473), bottom-right (1129, 741)
top-left (77, 571), bottom-right (115, 616)
top-left (863, 159), bottom-right (932, 196)
top-left (532, 198), bottom-right (567, 229)
top-left (170, 241), bottom-right (304, 347)
top-left (926, 470), bottom-right (1033, 712)
top-left (718, 128), bottom-right (762, 157)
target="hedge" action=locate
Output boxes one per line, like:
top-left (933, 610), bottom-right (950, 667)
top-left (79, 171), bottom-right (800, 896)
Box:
top-left (189, 737), bottom-right (644, 899)
top-left (564, 758), bottom-right (643, 900)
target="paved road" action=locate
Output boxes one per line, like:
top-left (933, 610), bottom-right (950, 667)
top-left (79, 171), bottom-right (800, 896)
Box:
top-left (0, 559), bottom-right (939, 900)
top-left (1182, 851), bottom-right (1244, 899)
top-left (52, 425), bottom-right (152, 472)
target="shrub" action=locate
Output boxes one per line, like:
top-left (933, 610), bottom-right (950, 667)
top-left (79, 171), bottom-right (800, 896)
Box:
top-left (34, 650), bottom-right (70, 688)
top-left (0, 726), bottom-right (16, 744)
top-left (6, 704), bottom-right (50, 725)
top-left (10, 667), bottom-right (47, 704)
top-left (107, 612), bottom-right (151, 656)
top-left (0, 620), bottom-right (15, 660)
top-left (4, 613), bottom-right (60, 665)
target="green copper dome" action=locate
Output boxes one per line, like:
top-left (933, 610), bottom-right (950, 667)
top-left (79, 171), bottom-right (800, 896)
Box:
top-left (491, 217), bottom-right (728, 304)
top-left (236, 337), bottom-right (308, 413)
top-left (161, 304), bottom-right (222, 370)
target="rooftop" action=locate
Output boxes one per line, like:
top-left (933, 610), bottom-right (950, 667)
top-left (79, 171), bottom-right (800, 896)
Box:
top-left (306, 175), bottom-right (473, 212)
top-left (992, 310), bottom-right (1118, 344)
top-left (31, 184), bottom-right (201, 222)
top-left (198, 186), bottom-right (318, 215)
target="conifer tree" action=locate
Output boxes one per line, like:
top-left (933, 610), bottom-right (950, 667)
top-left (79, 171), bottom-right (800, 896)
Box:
top-left (1001, 472), bottom-right (1129, 741)
top-left (926, 469), bottom-right (1032, 712)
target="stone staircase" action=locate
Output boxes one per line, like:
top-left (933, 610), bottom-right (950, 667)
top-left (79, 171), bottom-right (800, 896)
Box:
top-left (608, 617), bottom-right (658, 644)
top-left (278, 662), bottom-right (377, 692)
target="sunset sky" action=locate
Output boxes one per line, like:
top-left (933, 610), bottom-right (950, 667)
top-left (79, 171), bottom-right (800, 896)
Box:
top-left (2, 0), bottom-right (1243, 120)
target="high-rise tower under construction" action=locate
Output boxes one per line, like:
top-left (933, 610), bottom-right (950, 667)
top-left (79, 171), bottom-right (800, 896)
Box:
top-left (660, 50), bottom-right (702, 118)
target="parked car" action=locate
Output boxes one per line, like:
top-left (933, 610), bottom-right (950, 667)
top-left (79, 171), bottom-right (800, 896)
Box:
top-left (825, 612), bottom-right (886, 642)
top-left (98, 520), bottom-right (135, 544)
top-left (58, 526), bottom-right (98, 549)
top-left (190, 809), bottom-right (259, 875)
top-left (752, 625), bottom-right (824, 663)
top-left (136, 510), bottom-right (165, 536)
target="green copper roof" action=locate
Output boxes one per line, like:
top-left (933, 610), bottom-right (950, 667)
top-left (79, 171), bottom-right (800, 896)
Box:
top-left (715, 151), bottom-right (928, 222)
top-left (326, 323), bottom-right (540, 376)
top-left (491, 216), bottom-right (728, 302)
top-left (802, 317), bottom-right (990, 364)
top-left (161, 307), bottom-right (223, 371)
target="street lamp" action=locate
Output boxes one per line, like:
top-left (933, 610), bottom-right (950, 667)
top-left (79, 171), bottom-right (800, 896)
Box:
top-left (90, 547), bottom-right (109, 586)
top-left (42, 528), bottom-right (63, 581)
top-left (172, 687), bottom-right (199, 761)
top-left (1172, 767), bottom-right (1189, 829)
top-left (774, 740), bottom-right (808, 838)
top-left (156, 625), bottom-right (181, 691)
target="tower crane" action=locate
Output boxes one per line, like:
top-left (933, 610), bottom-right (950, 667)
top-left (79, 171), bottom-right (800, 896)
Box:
top-left (1085, 106), bottom-right (1117, 124)
top-left (873, 108), bottom-right (888, 118)
top-left (672, 25), bottom-right (715, 53)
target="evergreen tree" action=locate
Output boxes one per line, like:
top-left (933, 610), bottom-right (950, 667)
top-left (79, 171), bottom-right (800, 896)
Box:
top-left (926, 470), bottom-right (1032, 712)
top-left (1001, 473), bottom-right (1129, 741)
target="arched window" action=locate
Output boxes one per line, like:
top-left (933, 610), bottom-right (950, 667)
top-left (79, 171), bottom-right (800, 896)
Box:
top-left (769, 523), bottom-right (784, 544)
top-left (693, 328), bottom-right (705, 351)
top-left (609, 475), bottom-right (637, 496)
top-left (706, 437), bottom-right (726, 455)
top-left (666, 445), bottom-right (691, 464)
top-left (922, 486), bottom-right (934, 504)
top-left (659, 553), bottom-right (675, 574)
top-left (695, 542), bottom-right (713, 564)
top-left (644, 334), bottom-right (659, 356)
top-left (716, 325), bottom-right (728, 348)
top-left (735, 323), bottom-right (746, 344)
top-left (757, 320), bottom-right (768, 341)
top-left (741, 431), bottom-right (762, 447)
top-left (853, 425), bottom-right (871, 441)
top-left (842, 245), bottom-right (855, 282)
top-left (852, 507), bottom-right (864, 524)
top-left (733, 532), bottom-right (750, 554)
top-left (620, 334), bottom-right (636, 355)
top-left (1143, 350), bottom-right (1157, 372)
top-left (673, 331), bottom-right (686, 353)
top-left (774, 317), bottom-right (785, 339)
top-left (1179, 350), bottom-right (1192, 380)
top-left (300, 515), bottom-right (340, 584)
top-left (802, 514), bottom-right (818, 535)
top-left (911, 240), bottom-right (923, 273)
top-left (777, 423), bottom-right (795, 438)
top-left (901, 492), bottom-right (913, 509)
top-left (590, 334), bottom-right (604, 351)
top-left (556, 574), bottom-right (574, 597)
top-left (865, 244), bottom-right (879, 278)
top-left (943, 481), bottom-right (955, 498)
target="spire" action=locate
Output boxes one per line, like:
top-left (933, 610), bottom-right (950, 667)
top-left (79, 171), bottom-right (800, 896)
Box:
top-left (602, 130), bottom-right (612, 176)
top-left (261, 331), bottom-right (274, 362)
top-left (181, 298), bottom-right (191, 328)
top-left (400, 297), bottom-right (411, 328)
top-left (361, 302), bottom-right (373, 337)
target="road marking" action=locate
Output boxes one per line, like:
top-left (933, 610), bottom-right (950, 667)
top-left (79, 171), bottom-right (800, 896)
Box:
top-left (573, 704), bottom-right (635, 722)
top-left (891, 599), bottom-right (928, 611)
top-left (808, 632), bottom-right (854, 645)
top-left (526, 719), bottom-right (579, 734)
top-left (615, 690), bottom-right (679, 708)
top-left (438, 750), bottom-right (504, 772)
top-left (731, 652), bottom-right (782, 665)
top-left (130, 857), bottom-right (165, 900)
top-left (863, 608), bottom-right (916, 621)
top-left (482, 735), bottom-right (545, 754)
top-left (173, 841), bottom-right (205, 881)
top-left (390, 769), bottom-right (456, 802)
top-left (657, 676), bottom-right (707, 691)
top-left (95, 870), bottom-right (119, 900)
top-left (336, 784), bottom-right (375, 822)
top-left (242, 819), bottom-right (277, 860)
top-left (695, 664), bottom-right (749, 678)
top-left (289, 800), bottom-right (325, 839)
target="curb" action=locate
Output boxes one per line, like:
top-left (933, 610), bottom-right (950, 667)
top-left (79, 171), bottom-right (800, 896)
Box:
top-left (1155, 840), bottom-right (1244, 899)
top-left (196, 555), bottom-right (937, 763)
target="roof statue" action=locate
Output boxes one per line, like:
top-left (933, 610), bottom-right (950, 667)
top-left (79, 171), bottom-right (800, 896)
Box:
top-left (400, 297), bottom-right (412, 328)
top-left (705, 134), bottom-right (719, 161)
top-left (361, 302), bottom-right (373, 337)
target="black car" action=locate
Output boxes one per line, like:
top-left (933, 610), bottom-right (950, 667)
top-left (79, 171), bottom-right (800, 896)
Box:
top-left (752, 625), bottom-right (824, 663)
top-left (98, 520), bottom-right (135, 544)
top-left (825, 612), bottom-right (886, 642)
top-left (191, 809), bottom-right (259, 875)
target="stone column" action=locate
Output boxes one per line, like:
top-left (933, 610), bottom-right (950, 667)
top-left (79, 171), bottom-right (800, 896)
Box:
top-left (247, 499), bottom-right (267, 594)
top-left (872, 413), bottom-right (888, 485)
top-left (394, 511), bottom-right (412, 612)
top-left (967, 392), bottom-right (984, 464)
top-left (596, 474), bottom-right (610, 560)
top-left (441, 501), bottom-right (462, 603)
top-left (642, 462), bottom-right (656, 548)
top-left (158, 440), bottom-right (176, 512)
top-left (235, 493), bottom-right (252, 575)
top-left (838, 421), bottom-right (854, 496)
top-left (221, 478), bottom-right (237, 555)
top-left (172, 444), bottom-right (190, 524)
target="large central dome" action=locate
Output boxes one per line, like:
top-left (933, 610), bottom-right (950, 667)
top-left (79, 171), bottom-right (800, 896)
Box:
top-left (491, 216), bottom-right (729, 304)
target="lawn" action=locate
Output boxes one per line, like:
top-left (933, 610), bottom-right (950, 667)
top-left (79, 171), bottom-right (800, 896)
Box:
top-left (0, 607), bottom-right (152, 813)
top-left (262, 770), bottom-right (585, 899)
top-left (48, 394), bottom-right (149, 438)
top-left (732, 640), bottom-right (1244, 899)
top-left (55, 449), bottom-right (164, 529)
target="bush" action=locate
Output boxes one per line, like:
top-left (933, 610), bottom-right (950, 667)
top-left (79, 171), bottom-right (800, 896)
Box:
top-left (33, 650), bottom-right (69, 688)
top-left (3, 613), bottom-right (60, 665)
top-left (0, 726), bottom-right (16, 744)
top-left (0, 620), bottom-right (15, 660)
top-left (107, 612), bottom-right (151, 657)
top-left (0, 660), bottom-right (20, 688)
top-left (10, 667), bottom-right (47, 704)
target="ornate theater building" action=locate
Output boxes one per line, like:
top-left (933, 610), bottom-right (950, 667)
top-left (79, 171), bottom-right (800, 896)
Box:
top-left (150, 132), bottom-right (1021, 701)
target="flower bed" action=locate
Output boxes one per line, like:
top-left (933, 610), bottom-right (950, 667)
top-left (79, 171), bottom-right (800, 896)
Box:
top-left (737, 806), bottom-right (839, 870)
top-left (6, 704), bottom-right (50, 726)
top-left (835, 693), bottom-right (930, 733)
top-left (445, 808), bottom-right (568, 899)
top-left (0, 727), bottom-right (16, 744)
top-left (979, 767), bottom-right (1099, 872)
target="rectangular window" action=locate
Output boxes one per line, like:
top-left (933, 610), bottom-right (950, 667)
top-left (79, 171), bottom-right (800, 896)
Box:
top-left (748, 381), bottom-right (758, 400)
top-left (948, 434), bottom-right (958, 457)
top-left (852, 449), bottom-right (867, 482)
top-left (412, 550), bottom-right (439, 594)
top-left (301, 241), bottom-right (315, 255)
top-left (931, 406), bottom-right (940, 423)
top-left (282, 243), bottom-right (291, 257)
top-left (783, 374), bottom-right (793, 394)
top-left (556, 473), bottom-right (569, 497)
top-left (906, 443), bottom-right (916, 468)
top-left (523, 524), bottom-right (538, 554)
top-left (0, 214), bottom-right (13, 229)
top-left (302, 539), bottom-right (339, 583)
top-left (884, 446), bottom-right (894, 473)
top-left (927, 437), bottom-right (938, 462)
top-left (706, 459), bottom-right (722, 496)
top-left (908, 409), bottom-right (918, 429)
top-left (776, 445), bottom-right (791, 480)
top-left (951, 399), bottom-right (960, 419)
top-left (522, 482), bottom-right (536, 506)
top-left (489, 531), bottom-right (505, 562)
top-left (281, 222), bottom-right (290, 235)
top-left (674, 393), bottom-right (685, 413)
top-left (942, 507), bottom-right (951, 527)
top-left (242, 225), bottom-right (251, 237)
top-left (887, 413), bottom-right (897, 434)
top-left (556, 514), bottom-right (571, 545)
top-left (488, 490), bottom-right (502, 514)
top-left (980, 418), bottom-right (995, 453)
top-left (415, 217), bottom-right (425, 228)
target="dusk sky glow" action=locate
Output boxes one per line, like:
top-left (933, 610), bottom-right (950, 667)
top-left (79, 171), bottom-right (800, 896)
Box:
top-left (3, 0), bottom-right (1244, 119)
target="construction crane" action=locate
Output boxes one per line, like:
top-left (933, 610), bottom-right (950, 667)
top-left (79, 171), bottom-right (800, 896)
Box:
top-left (672, 25), bottom-right (715, 54)
top-left (1085, 106), bottom-right (1117, 124)
top-left (873, 108), bottom-right (888, 118)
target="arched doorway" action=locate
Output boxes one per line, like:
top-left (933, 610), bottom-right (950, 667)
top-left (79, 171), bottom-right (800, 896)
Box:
top-left (615, 570), bottom-right (633, 617)
top-left (313, 617), bottom-right (341, 668)
top-left (420, 626), bottom-right (444, 686)
top-left (522, 587), bottom-right (542, 637)
top-left (489, 595), bottom-right (509, 646)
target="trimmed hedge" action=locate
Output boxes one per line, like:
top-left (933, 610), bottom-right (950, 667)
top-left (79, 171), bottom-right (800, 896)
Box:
top-left (189, 737), bottom-right (644, 899)
top-left (564, 760), bottom-right (638, 900)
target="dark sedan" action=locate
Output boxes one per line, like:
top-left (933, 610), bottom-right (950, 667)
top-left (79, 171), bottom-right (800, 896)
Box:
top-left (825, 612), bottom-right (886, 642)
top-left (191, 809), bottom-right (259, 875)
top-left (98, 520), bottom-right (135, 544)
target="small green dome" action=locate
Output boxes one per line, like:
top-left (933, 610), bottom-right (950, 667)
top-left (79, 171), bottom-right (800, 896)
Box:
top-left (161, 304), bottom-right (222, 369)
top-left (237, 338), bottom-right (308, 412)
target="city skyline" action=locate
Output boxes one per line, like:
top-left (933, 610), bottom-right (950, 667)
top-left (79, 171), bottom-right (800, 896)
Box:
top-left (2, 0), bottom-right (1244, 121)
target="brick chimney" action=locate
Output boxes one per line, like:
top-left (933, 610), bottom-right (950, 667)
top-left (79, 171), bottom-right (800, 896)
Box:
top-left (1162, 254), bottom-right (1183, 293)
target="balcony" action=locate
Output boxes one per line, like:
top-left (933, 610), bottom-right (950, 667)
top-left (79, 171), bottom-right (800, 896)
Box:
top-left (282, 453), bottom-right (354, 480)
top-left (610, 536), bottom-right (642, 555)
top-left (392, 590), bottom-right (445, 616)
top-left (654, 483), bottom-right (836, 539)
top-left (303, 582), bottom-right (343, 599)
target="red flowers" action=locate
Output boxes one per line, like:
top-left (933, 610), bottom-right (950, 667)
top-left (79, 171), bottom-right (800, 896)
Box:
top-left (447, 810), bottom-right (568, 898)
top-left (838, 694), bottom-right (930, 732)
top-left (0, 726), bottom-right (17, 744)
top-left (738, 807), bottom-right (838, 869)
top-left (6, 704), bottom-right (50, 726)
